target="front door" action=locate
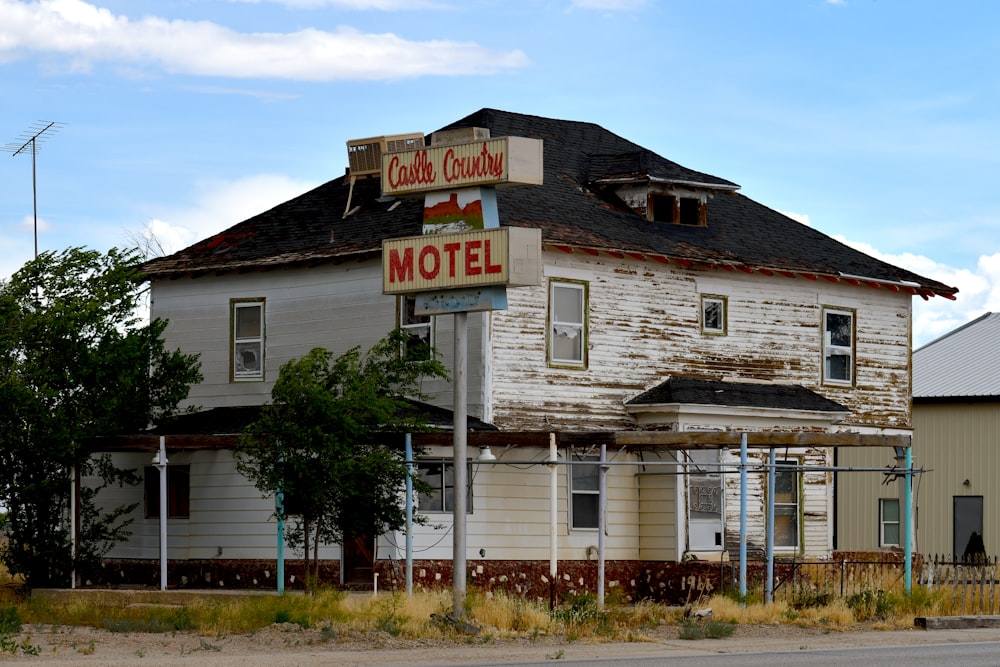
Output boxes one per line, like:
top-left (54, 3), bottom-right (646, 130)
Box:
top-left (342, 532), bottom-right (375, 584)
top-left (954, 495), bottom-right (984, 560)
top-left (687, 449), bottom-right (724, 551)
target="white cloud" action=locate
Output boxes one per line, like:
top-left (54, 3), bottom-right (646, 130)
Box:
top-left (833, 236), bottom-right (995, 348)
top-left (0, 0), bottom-right (530, 80)
top-left (19, 214), bottom-right (52, 234)
top-left (569, 0), bottom-right (647, 9)
top-left (227, 0), bottom-right (445, 8)
top-left (779, 210), bottom-right (811, 226)
top-left (140, 174), bottom-right (318, 256)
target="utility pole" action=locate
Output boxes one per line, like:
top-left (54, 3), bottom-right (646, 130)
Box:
top-left (3, 121), bottom-right (65, 259)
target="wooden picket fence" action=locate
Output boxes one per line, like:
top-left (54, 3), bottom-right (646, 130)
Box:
top-left (919, 555), bottom-right (1000, 615)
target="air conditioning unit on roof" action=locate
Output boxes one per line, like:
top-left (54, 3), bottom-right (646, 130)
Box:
top-left (346, 133), bottom-right (424, 176)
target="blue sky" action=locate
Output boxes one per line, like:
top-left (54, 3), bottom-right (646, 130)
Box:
top-left (1, 0), bottom-right (998, 347)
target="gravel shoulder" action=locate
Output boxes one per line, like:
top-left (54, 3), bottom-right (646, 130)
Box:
top-left (9, 621), bottom-right (1000, 666)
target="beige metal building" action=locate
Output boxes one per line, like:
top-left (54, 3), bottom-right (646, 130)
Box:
top-left (837, 312), bottom-right (1000, 557)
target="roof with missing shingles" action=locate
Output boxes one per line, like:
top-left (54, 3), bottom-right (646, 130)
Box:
top-left (140, 108), bottom-right (956, 300)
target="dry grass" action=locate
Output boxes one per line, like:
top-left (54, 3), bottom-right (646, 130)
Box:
top-left (0, 552), bottom-right (952, 644)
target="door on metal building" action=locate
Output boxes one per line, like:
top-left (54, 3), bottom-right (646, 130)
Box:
top-left (953, 495), bottom-right (984, 560)
top-left (687, 449), bottom-right (724, 551)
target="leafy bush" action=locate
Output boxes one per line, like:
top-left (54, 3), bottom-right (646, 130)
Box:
top-left (846, 588), bottom-right (896, 621)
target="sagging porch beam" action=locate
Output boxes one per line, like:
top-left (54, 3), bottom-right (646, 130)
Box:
top-left (88, 429), bottom-right (910, 453)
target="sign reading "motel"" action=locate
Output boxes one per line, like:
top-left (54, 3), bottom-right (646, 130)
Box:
top-left (382, 227), bottom-right (542, 295)
top-left (381, 136), bottom-right (544, 196)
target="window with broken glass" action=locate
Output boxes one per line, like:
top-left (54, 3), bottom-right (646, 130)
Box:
top-left (549, 280), bottom-right (587, 367)
top-left (399, 295), bottom-right (433, 360)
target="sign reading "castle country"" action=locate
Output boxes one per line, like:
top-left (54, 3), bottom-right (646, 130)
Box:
top-left (382, 227), bottom-right (541, 295)
top-left (381, 136), bottom-right (543, 196)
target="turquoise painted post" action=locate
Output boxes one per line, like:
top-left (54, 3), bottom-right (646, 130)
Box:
top-left (905, 447), bottom-right (913, 595)
top-left (277, 453), bottom-right (285, 595)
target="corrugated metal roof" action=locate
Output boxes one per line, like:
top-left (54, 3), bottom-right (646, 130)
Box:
top-left (913, 312), bottom-right (1000, 398)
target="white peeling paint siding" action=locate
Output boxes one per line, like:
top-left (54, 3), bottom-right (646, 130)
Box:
top-left (720, 447), bottom-right (833, 558)
top-left (488, 251), bottom-right (912, 431)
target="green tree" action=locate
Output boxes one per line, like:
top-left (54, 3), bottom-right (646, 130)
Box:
top-left (0, 247), bottom-right (202, 587)
top-left (236, 330), bottom-right (448, 586)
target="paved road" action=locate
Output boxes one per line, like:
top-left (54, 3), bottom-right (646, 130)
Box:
top-left (454, 641), bottom-right (1000, 667)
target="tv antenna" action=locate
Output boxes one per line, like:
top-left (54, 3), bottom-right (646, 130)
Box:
top-left (3, 121), bottom-right (66, 259)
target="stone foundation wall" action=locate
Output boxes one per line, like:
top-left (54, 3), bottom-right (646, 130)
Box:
top-left (86, 558), bottom-right (736, 604)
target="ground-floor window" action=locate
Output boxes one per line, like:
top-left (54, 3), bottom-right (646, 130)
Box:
top-left (570, 451), bottom-right (600, 530)
top-left (144, 465), bottom-right (190, 519)
top-left (879, 498), bottom-right (900, 547)
top-left (773, 459), bottom-right (799, 549)
top-left (417, 460), bottom-right (472, 513)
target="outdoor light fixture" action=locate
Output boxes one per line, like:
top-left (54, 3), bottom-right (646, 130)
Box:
top-left (478, 446), bottom-right (496, 462)
top-left (151, 452), bottom-right (168, 466)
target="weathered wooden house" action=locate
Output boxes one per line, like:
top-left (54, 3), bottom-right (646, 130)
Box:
top-left (89, 109), bottom-right (957, 596)
top-left (838, 313), bottom-right (999, 559)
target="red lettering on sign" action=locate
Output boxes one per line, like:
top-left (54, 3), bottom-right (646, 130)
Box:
top-left (418, 245), bottom-right (440, 280)
top-left (443, 242), bottom-right (461, 278)
top-left (443, 142), bottom-right (506, 183)
top-left (465, 240), bottom-right (482, 276)
top-left (483, 239), bottom-right (502, 274)
top-left (387, 151), bottom-right (437, 190)
top-left (388, 247), bottom-right (414, 283)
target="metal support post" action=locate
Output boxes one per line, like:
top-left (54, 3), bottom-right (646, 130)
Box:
top-left (452, 312), bottom-right (468, 617)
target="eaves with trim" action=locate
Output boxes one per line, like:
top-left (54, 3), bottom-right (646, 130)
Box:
top-left (139, 108), bottom-right (957, 301)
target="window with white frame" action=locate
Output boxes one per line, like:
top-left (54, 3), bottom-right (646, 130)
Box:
top-left (701, 295), bottom-right (727, 335)
top-left (823, 308), bottom-right (854, 384)
top-left (232, 299), bottom-right (264, 381)
top-left (880, 498), bottom-right (900, 547)
top-left (773, 459), bottom-right (800, 549)
top-left (549, 280), bottom-right (587, 367)
top-left (570, 451), bottom-right (600, 530)
top-left (416, 460), bottom-right (472, 513)
top-left (399, 295), bottom-right (433, 360)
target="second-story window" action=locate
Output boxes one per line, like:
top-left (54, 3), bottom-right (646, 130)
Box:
top-left (399, 295), bottom-right (433, 359)
top-left (232, 299), bottom-right (264, 381)
top-left (701, 295), bottom-right (727, 335)
top-left (549, 279), bottom-right (588, 368)
top-left (823, 308), bottom-right (855, 385)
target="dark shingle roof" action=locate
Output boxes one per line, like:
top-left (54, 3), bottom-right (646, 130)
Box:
top-left (151, 400), bottom-right (497, 436)
top-left (627, 377), bottom-right (850, 414)
top-left (140, 108), bottom-right (956, 298)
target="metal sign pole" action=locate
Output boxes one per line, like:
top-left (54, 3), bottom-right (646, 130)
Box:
top-left (452, 311), bottom-right (468, 617)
